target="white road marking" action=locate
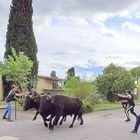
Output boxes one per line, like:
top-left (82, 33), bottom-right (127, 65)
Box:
top-left (0, 136), bottom-right (20, 140)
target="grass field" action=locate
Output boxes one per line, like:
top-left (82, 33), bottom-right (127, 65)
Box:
top-left (93, 99), bottom-right (140, 111)
top-left (93, 102), bottom-right (121, 111)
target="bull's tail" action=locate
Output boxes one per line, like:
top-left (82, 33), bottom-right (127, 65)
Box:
top-left (77, 108), bottom-right (83, 121)
top-left (77, 106), bottom-right (84, 125)
top-left (77, 99), bottom-right (84, 121)
top-left (73, 97), bottom-right (84, 122)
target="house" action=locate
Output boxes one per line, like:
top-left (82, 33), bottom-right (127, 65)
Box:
top-left (36, 75), bottom-right (64, 94)
top-left (0, 75), bottom-right (64, 101)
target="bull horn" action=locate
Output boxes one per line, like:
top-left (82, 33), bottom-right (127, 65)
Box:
top-left (46, 95), bottom-right (52, 100)
top-left (51, 99), bottom-right (54, 103)
top-left (29, 95), bottom-right (32, 98)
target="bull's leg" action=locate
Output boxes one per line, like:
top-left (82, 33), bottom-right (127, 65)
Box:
top-left (40, 114), bottom-right (48, 128)
top-left (63, 116), bottom-right (67, 121)
top-left (49, 118), bottom-right (54, 130)
top-left (33, 111), bottom-right (39, 121)
top-left (53, 113), bottom-right (61, 126)
top-left (49, 114), bottom-right (55, 130)
top-left (79, 117), bottom-right (84, 125)
top-left (69, 114), bottom-right (77, 128)
top-left (78, 113), bottom-right (84, 125)
top-left (44, 121), bottom-right (48, 127)
top-left (46, 115), bottom-right (52, 121)
top-left (59, 115), bottom-right (66, 125)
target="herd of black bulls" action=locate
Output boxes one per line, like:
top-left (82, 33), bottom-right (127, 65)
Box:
top-left (23, 92), bottom-right (84, 130)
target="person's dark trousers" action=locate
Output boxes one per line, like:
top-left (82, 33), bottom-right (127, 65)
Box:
top-left (125, 105), bottom-right (137, 120)
top-left (133, 114), bottom-right (140, 133)
top-left (130, 107), bottom-right (138, 118)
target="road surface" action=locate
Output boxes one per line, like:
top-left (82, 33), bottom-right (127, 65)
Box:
top-left (0, 107), bottom-right (140, 140)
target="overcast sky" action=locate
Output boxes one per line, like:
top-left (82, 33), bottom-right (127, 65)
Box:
top-left (0, 0), bottom-right (140, 79)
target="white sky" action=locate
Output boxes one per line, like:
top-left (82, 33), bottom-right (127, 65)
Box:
top-left (0, 0), bottom-right (140, 79)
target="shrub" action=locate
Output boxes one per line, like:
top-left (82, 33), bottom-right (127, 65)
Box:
top-left (16, 97), bottom-right (25, 106)
top-left (63, 76), bottom-right (97, 100)
top-left (88, 93), bottom-right (102, 104)
top-left (82, 100), bottom-right (94, 113)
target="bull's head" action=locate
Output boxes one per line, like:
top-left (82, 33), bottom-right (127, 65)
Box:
top-left (23, 92), bottom-right (40, 111)
top-left (39, 95), bottom-right (54, 113)
top-left (41, 95), bottom-right (54, 104)
top-left (23, 95), bottom-right (34, 111)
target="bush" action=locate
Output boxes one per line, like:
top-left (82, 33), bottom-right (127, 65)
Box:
top-left (88, 93), bottom-right (102, 104)
top-left (83, 100), bottom-right (94, 113)
top-left (63, 76), bottom-right (97, 100)
top-left (16, 97), bottom-right (25, 106)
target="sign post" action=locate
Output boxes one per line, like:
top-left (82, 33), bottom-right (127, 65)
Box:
top-left (15, 100), bottom-right (17, 120)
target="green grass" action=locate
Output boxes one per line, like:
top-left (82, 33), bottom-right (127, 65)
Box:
top-left (135, 99), bottom-right (140, 104)
top-left (0, 101), bottom-right (5, 105)
top-left (0, 101), bottom-right (23, 110)
top-left (0, 101), bottom-right (15, 105)
top-left (93, 102), bottom-right (122, 111)
top-left (93, 99), bottom-right (140, 111)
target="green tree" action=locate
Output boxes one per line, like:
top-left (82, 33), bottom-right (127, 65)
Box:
top-left (96, 63), bottom-right (134, 101)
top-left (4, 0), bottom-right (38, 90)
top-left (131, 66), bottom-right (140, 83)
top-left (67, 67), bottom-right (75, 77)
top-left (50, 71), bottom-right (56, 77)
top-left (63, 76), bottom-right (96, 99)
top-left (135, 82), bottom-right (140, 95)
top-left (0, 49), bottom-right (33, 92)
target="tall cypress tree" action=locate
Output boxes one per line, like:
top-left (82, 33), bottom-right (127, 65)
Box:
top-left (67, 67), bottom-right (75, 77)
top-left (4, 0), bottom-right (38, 91)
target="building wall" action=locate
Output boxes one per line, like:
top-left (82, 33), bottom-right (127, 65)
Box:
top-left (0, 75), bottom-right (3, 101)
top-left (36, 77), bottom-right (54, 93)
top-left (0, 75), bottom-right (62, 99)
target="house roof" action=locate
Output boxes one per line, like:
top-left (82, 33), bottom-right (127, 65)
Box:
top-left (38, 75), bottom-right (64, 81)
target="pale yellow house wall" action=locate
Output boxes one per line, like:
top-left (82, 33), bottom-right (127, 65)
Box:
top-left (0, 75), bottom-right (3, 101)
top-left (0, 75), bottom-right (61, 99)
top-left (36, 77), bottom-right (54, 93)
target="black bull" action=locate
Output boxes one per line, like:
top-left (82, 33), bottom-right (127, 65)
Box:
top-left (23, 94), bottom-right (84, 129)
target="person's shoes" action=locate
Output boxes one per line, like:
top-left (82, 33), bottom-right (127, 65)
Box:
top-left (125, 119), bottom-right (131, 122)
top-left (7, 119), bottom-right (13, 122)
top-left (2, 116), bottom-right (7, 119)
top-left (131, 130), bottom-right (137, 134)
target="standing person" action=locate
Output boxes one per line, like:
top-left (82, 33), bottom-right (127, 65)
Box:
top-left (2, 85), bottom-right (25, 122)
top-left (119, 90), bottom-right (138, 122)
top-left (116, 93), bottom-right (128, 121)
top-left (125, 90), bottom-right (138, 121)
top-left (131, 114), bottom-right (140, 133)
top-left (121, 99), bottom-right (128, 120)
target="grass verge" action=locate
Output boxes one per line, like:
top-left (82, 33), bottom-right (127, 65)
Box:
top-left (93, 99), bottom-right (140, 111)
top-left (93, 102), bottom-right (122, 111)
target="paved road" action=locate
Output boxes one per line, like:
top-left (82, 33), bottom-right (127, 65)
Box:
top-left (0, 107), bottom-right (140, 140)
